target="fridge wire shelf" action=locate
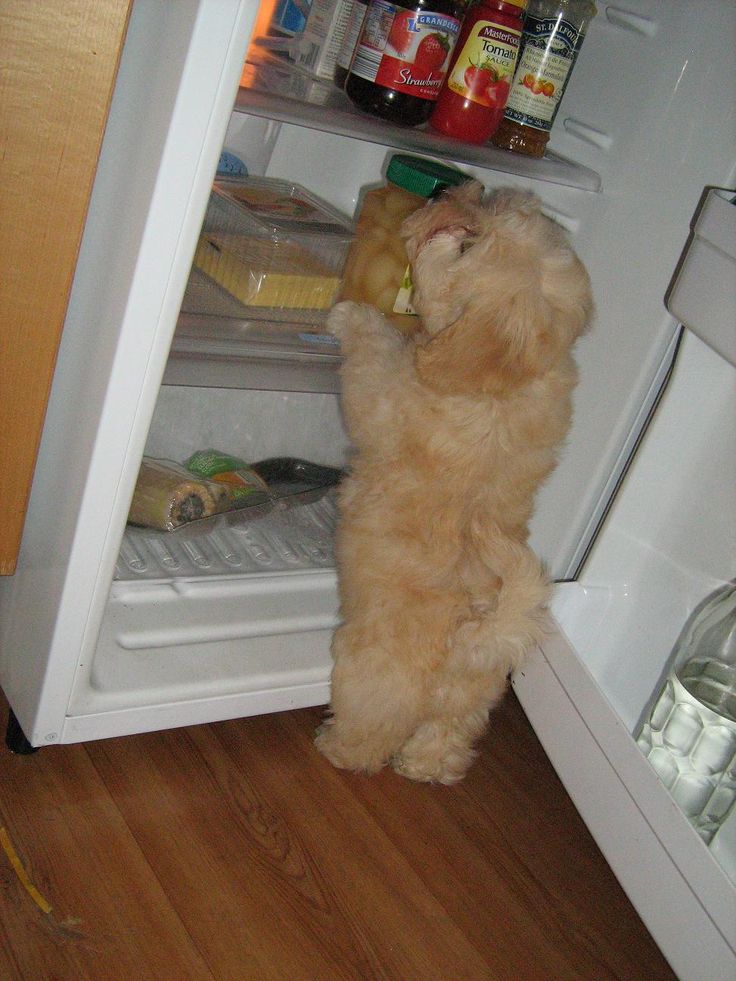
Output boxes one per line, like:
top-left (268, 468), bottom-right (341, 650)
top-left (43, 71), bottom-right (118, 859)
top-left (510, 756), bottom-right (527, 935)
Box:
top-left (117, 488), bottom-right (338, 581)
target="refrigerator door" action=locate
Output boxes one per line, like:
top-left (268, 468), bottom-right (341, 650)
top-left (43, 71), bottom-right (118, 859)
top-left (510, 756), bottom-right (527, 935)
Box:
top-left (0, 0), bottom-right (259, 745)
top-left (514, 194), bottom-right (736, 978)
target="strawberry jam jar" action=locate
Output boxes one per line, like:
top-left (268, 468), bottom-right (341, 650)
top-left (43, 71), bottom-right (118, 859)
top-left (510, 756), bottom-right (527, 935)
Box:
top-left (429, 0), bottom-right (526, 144)
top-left (345, 0), bottom-right (464, 127)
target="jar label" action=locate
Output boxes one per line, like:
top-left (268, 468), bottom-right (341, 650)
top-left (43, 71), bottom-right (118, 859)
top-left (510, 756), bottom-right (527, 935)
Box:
top-left (446, 20), bottom-right (521, 108)
top-left (503, 16), bottom-right (585, 132)
top-left (350, 1), bottom-right (462, 102)
top-left (393, 263), bottom-right (417, 315)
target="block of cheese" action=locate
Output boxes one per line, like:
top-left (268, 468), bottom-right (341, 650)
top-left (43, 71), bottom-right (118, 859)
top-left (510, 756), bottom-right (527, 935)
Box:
top-left (194, 232), bottom-right (341, 310)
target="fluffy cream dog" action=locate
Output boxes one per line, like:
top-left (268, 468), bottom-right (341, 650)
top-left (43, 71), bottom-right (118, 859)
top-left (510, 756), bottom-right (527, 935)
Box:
top-left (316, 182), bottom-right (592, 783)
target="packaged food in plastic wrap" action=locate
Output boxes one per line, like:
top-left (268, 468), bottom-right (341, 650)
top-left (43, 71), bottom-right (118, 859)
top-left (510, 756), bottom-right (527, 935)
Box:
top-left (193, 232), bottom-right (341, 311)
top-left (185, 449), bottom-right (270, 503)
top-left (185, 179), bottom-right (353, 324)
top-left (128, 458), bottom-right (265, 531)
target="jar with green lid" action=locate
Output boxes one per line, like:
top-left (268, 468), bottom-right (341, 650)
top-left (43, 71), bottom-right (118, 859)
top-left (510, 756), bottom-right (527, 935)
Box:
top-left (492, 0), bottom-right (596, 158)
top-left (338, 154), bottom-right (470, 331)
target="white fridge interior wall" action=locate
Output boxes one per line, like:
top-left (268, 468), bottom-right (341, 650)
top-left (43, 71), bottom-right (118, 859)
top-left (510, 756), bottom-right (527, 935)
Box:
top-left (553, 330), bottom-right (736, 735)
top-left (145, 389), bottom-right (349, 467)
top-left (219, 0), bottom-right (736, 580)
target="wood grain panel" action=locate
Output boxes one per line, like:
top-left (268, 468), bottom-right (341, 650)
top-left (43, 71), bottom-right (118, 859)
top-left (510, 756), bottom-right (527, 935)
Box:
top-left (1, 693), bottom-right (677, 980)
top-left (0, 732), bottom-right (213, 978)
top-left (0, 0), bottom-right (132, 575)
top-left (0, 692), bottom-right (675, 979)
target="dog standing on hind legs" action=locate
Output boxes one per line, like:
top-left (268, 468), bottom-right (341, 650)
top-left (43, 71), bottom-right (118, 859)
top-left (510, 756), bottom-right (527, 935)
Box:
top-left (315, 181), bottom-right (593, 783)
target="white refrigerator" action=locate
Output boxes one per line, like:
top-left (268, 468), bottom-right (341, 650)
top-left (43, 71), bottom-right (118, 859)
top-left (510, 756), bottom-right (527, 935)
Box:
top-left (1, 1), bottom-right (734, 976)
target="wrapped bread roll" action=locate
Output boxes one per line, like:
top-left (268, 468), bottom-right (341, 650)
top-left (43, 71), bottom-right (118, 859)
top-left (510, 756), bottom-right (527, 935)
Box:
top-left (128, 458), bottom-right (235, 531)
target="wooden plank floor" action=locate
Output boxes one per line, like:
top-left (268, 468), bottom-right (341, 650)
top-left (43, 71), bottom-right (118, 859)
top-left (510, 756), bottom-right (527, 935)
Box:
top-left (0, 692), bottom-right (675, 980)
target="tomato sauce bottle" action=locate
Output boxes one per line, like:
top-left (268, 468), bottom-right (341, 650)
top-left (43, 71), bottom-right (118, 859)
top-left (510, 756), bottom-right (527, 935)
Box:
top-left (429, 0), bottom-right (526, 144)
top-left (345, 0), bottom-right (464, 127)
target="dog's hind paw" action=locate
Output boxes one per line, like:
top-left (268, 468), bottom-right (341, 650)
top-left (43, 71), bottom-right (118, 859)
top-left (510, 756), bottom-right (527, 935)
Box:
top-left (314, 721), bottom-right (386, 775)
top-left (391, 714), bottom-right (486, 784)
top-left (391, 748), bottom-right (473, 785)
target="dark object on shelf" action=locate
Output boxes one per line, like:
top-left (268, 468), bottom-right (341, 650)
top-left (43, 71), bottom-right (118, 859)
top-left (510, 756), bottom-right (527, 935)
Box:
top-left (251, 457), bottom-right (344, 501)
top-left (5, 709), bottom-right (39, 755)
top-left (345, 0), bottom-right (464, 127)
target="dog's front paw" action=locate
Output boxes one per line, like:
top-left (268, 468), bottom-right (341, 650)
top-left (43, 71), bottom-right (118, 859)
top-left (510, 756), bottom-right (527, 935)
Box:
top-left (327, 300), bottom-right (380, 341)
top-left (327, 300), bottom-right (403, 352)
top-left (326, 300), bottom-right (358, 339)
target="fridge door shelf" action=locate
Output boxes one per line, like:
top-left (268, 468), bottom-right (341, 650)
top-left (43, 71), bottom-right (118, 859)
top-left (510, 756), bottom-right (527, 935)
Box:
top-left (236, 53), bottom-right (603, 194)
top-left (514, 598), bottom-right (736, 980)
top-left (666, 187), bottom-right (736, 368)
top-left (64, 567), bottom-right (338, 742)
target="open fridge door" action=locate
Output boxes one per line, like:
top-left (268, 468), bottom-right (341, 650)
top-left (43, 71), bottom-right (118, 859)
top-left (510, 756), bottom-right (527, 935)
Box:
top-left (514, 190), bottom-right (736, 979)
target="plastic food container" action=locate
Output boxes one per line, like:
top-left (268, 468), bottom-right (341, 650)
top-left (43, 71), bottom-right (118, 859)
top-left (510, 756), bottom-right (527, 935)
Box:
top-left (188, 177), bottom-right (354, 324)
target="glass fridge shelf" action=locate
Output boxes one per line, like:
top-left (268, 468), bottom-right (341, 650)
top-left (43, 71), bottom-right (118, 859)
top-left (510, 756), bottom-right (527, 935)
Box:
top-left (234, 51), bottom-right (603, 194)
top-left (165, 224), bottom-right (343, 394)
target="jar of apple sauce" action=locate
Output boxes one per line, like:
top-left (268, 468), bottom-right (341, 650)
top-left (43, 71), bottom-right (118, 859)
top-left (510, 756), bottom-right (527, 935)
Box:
top-left (338, 154), bottom-right (469, 331)
top-left (492, 0), bottom-right (596, 158)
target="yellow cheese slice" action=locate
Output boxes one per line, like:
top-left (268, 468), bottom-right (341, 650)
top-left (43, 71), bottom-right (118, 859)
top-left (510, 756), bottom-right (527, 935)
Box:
top-left (194, 232), bottom-right (340, 310)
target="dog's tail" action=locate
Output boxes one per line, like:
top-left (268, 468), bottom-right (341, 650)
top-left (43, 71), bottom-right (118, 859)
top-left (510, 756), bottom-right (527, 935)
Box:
top-left (455, 521), bottom-right (551, 678)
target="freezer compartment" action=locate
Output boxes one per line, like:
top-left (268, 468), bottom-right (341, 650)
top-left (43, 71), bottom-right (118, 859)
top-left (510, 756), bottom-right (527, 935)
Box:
top-left (65, 568), bottom-right (338, 738)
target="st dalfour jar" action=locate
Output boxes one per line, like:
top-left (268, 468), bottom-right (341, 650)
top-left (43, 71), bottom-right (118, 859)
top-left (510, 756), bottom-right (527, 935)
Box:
top-left (492, 0), bottom-right (596, 157)
top-left (339, 154), bottom-right (469, 330)
top-left (344, 0), bottom-right (464, 126)
top-left (429, 0), bottom-right (526, 144)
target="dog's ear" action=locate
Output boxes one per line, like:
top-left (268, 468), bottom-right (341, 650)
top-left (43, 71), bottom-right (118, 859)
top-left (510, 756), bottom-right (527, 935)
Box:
top-left (413, 301), bottom-right (540, 397)
top-left (414, 247), bottom-right (592, 397)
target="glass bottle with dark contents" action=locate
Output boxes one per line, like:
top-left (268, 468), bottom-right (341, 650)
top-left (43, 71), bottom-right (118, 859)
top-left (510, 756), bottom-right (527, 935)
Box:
top-left (492, 0), bottom-right (596, 157)
top-left (345, 0), bottom-right (465, 127)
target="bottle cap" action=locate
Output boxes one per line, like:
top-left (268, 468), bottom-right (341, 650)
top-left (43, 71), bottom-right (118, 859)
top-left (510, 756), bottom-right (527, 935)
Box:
top-left (386, 154), bottom-right (470, 198)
